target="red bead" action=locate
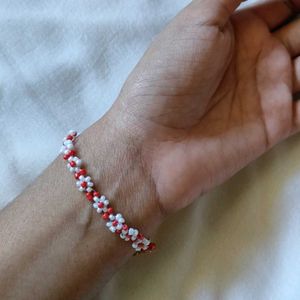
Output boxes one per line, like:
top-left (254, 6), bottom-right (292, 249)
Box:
top-left (112, 220), bottom-right (118, 227)
top-left (66, 135), bottom-right (73, 140)
top-left (81, 182), bottom-right (87, 188)
top-left (137, 234), bottom-right (144, 240)
top-left (122, 224), bottom-right (128, 231)
top-left (148, 243), bottom-right (156, 251)
top-left (74, 173), bottom-right (80, 179)
top-left (86, 192), bottom-right (93, 201)
top-left (63, 154), bottom-right (70, 160)
top-left (79, 169), bottom-right (87, 176)
top-left (98, 202), bottom-right (104, 208)
top-left (77, 170), bottom-right (83, 176)
top-left (102, 213), bottom-right (109, 220)
top-left (107, 207), bottom-right (114, 214)
top-left (70, 161), bottom-right (76, 167)
top-left (116, 229), bottom-right (122, 234)
top-left (69, 150), bottom-right (76, 156)
top-left (93, 191), bottom-right (100, 197)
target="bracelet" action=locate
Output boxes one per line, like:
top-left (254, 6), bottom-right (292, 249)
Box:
top-left (60, 130), bottom-right (156, 254)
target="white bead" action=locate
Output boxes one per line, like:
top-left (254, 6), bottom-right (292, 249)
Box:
top-left (96, 208), bottom-right (102, 213)
top-left (109, 226), bottom-right (116, 233)
top-left (63, 140), bottom-right (72, 146)
top-left (76, 181), bottom-right (81, 187)
top-left (68, 157), bottom-right (73, 162)
top-left (116, 213), bottom-right (122, 220)
top-left (93, 197), bottom-right (100, 202)
top-left (74, 167), bottom-right (80, 173)
top-left (144, 239), bottom-right (150, 246)
top-left (68, 130), bottom-right (77, 136)
top-left (69, 167), bottom-right (75, 173)
top-left (76, 159), bottom-right (82, 167)
top-left (106, 222), bottom-right (112, 227)
top-left (131, 236), bottom-right (137, 241)
top-left (102, 207), bottom-right (107, 212)
top-left (93, 203), bottom-right (98, 209)
top-left (136, 247), bottom-right (141, 252)
top-left (134, 229), bottom-right (139, 236)
top-left (60, 146), bottom-right (66, 154)
top-left (79, 175), bottom-right (85, 181)
top-left (109, 214), bottom-right (115, 221)
top-left (67, 144), bottom-right (74, 150)
top-left (63, 149), bottom-right (69, 155)
top-left (125, 237), bottom-right (130, 241)
top-left (120, 233), bottom-right (126, 239)
top-left (100, 196), bottom-right (106, 201)
top-left (86, 187), bottom-right (93, 192)
top-left (119, 218), bottom-right (125, 224)
top-left (87, 182), bottom-right (94, 187)
top-left (128, 228), bottom-right (134, 235)
top-left (116, 224), bottom-right (122, 230)
top-left (132, 243), bottom-right (137, 249)
top-left (104, 200), bottom-right (109, 206)
top-left (122, 229), bottom-right (128, 234)
top-left (85, 176), bottom-right (91, 182)
top-left (79, 187), bottom-right (84, 192)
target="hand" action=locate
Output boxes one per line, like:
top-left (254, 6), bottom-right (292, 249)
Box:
top-left (104, 0), bottom-right (300, 217)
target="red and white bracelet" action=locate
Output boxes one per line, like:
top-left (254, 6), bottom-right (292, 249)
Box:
top-left (60, 130), bottom-right (156, 254)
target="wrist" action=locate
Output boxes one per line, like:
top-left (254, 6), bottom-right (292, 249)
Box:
top-left (0, 119), bottom-right (164, 298)
top-left (76, 114), bottom-right (164, 238)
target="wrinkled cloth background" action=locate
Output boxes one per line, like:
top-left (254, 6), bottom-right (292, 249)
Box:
top-left (1, 0), bottom-right (300, 299)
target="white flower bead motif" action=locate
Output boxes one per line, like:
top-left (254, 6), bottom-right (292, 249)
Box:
top-left (132, 241), bottom-right (143, 252)
top-left (92, 195), bottom-right (110, 213)
top-left (67, 156), bottom-right (82, 173)
top-left (76, 175), bottom-right (94, 192)
top-left (132, 237), bottom-right (151, 252)
top-left (106, 213), bottom-right (126, 233)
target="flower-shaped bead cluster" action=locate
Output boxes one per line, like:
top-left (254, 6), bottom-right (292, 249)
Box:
top-left (132, 235), bottom-right (152, 252)
top-left (67, 156), bottom-right (82, 173)
top-left (75, 175), bottom-right (94, 192)
top-left (92, 195), bottom-right (110, 214)
top-left (106, 213), bottom-right (125, 233)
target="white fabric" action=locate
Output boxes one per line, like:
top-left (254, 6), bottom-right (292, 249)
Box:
top-left (1, 0), bottom-right (300, 299)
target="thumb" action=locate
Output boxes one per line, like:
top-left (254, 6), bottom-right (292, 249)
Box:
top-left (184, 0), bottom-right (245, 27)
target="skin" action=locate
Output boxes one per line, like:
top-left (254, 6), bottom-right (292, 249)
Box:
top-left (1, 0), bottom-right (300, 298)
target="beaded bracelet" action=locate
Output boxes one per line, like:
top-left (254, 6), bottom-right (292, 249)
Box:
top-left (60, 130), bottom-right (156, 254)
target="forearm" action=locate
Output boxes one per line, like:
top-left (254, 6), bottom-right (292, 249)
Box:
top-left (0, 113), bottom-right (163, 299)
